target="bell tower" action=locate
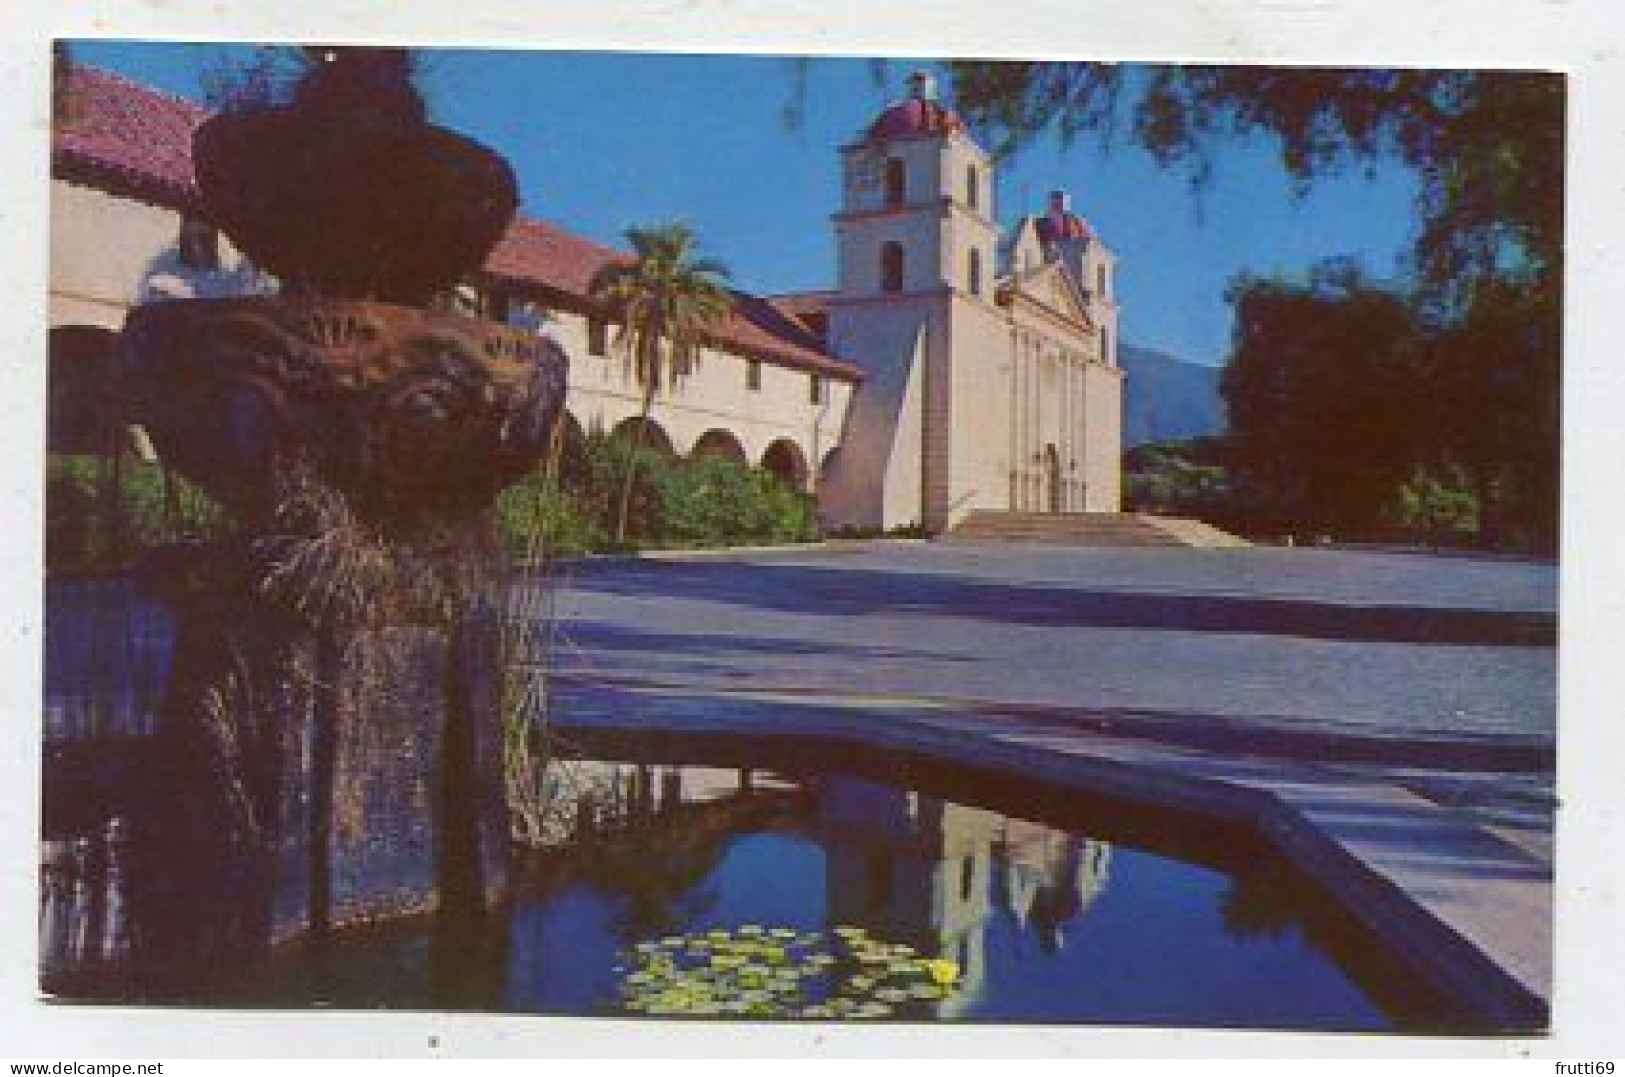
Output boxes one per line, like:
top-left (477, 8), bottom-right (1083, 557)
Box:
top-left (832, 70), bottom-right (999, 301)
top-left (821, 70), bottom-right (1004, 534)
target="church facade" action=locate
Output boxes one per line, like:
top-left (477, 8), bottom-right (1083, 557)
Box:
top-left (811, 71), bottom-right (1122, 532)
top-left (49, 64), bottom-right (1122, 535)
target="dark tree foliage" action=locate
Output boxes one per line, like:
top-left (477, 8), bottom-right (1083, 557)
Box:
top-left (1221, 264), bottom-right (1429, 538)
top-left (947, 63), bottom-right (1561, 303)
top-left (1430, 279), bottom-right (1561, 549)
top-left (1122, 436), bottom-right (1236, 524)
top-left (947, 61), bottom-right (1561, 551)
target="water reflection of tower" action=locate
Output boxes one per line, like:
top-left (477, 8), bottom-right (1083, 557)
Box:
top-left (815, 776), bottom-right (1112, 1016)
top-left (997, 819), bottom-right (1112, 953)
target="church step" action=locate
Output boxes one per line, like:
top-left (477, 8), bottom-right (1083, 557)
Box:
top-left (944, 511), bottom-right (1248, 549)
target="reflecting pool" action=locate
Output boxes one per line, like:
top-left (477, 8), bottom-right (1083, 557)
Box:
top-left (45, 749), bottom-right (1467, 1030)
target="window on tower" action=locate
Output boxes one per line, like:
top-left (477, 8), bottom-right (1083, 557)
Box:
top-left (880, 241), bottom-right (905, 293)
top-left (588, 317), bottom-right (608, 356)
top-left (968, 248), bottom-right (982, 296)
top-left (1098, 263), bottom-right (1108, 296)
top-left (884, 158), bottom-right (906, 206)
top-left (966, 164), bottom-right (979, 211)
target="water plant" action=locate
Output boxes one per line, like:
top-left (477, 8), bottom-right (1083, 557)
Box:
top-left (612, 924), bottom-right (960, 1019)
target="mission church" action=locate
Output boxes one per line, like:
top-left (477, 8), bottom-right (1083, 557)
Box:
top-left (49, 63), bottom-right (1122, 535)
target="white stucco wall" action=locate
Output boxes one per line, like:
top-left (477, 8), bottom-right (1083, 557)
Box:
top-left (540, 304), bottom-right (855, 490)
top-left (944, 293), bottom-right (1013, 526)
top-left (821, 301), bottom-right (933, 530)
top-left (1081, 361), bottom-right (1124, 511)
top-left (50, 178), bottom-right (266, 332)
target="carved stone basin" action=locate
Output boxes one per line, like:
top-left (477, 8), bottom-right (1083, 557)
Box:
top-left (120, 297), bottom-right (568, 533)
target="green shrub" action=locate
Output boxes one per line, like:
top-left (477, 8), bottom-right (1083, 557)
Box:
top-left (52, 426), bottom-right (819, 572)
top-left (1123, 437), bottom-right (1236, 521)
top-left (1379, 469), bottom-right (1480, 545)
top-left (496, 429), bottom-right (818, 557)
top-left (497, 471), bottom-right (607, 560)
top-left (47, 453), bottom-right (226, 572)
top-left (654, 456), bottom-right (817, 548)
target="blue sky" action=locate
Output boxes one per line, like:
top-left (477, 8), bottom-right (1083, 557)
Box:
top-left (72, 41), bottom-right (1421, 368)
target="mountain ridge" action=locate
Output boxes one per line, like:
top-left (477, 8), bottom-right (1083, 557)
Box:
top-left (1120, 342), bottom-right (1225, 446)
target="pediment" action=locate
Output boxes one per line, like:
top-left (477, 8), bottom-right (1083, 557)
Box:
top-left (1002, 258), bottom-right (1094, 330)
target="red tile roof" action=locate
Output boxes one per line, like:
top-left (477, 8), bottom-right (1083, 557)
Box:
top-left (54, 64), bottom-right (208, 209)
top-left (768, 290), bottom-right (835, 323)
top-left (485, 216), bottom-right (626, 300)
top-left (484, 220), bottom-right (860, 380)
top-left (866, 97), bottom-right (965, 142)
top-left (54, 63), bottom-right (864, 383)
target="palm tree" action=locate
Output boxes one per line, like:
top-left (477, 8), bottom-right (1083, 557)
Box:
top-left (588, 223), bottom-right (733, 543)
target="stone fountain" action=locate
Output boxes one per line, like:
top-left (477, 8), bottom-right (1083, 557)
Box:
top-left (114, 47), bottom-right (567, 978)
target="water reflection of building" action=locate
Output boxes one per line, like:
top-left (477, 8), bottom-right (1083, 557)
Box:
top-left (998, 819), bottom-right (1113, 952)
top-left (39, 819), bottom-right (132, 985)
top-left (537, 760), bottom-right (790, 843)
top-left (814, 776), bottom-right (1112, 1015)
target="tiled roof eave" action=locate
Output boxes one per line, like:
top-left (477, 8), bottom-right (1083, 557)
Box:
top-left (479, 269), bottom-right (612, 314)
top-left (481, 264), bottom-right (863, 382)
top-left (723, 344), bottom-right (865, 382)
top-left (53, 149), bottom-right (200, 213)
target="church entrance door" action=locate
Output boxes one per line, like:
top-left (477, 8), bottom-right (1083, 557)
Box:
top-left (1043, 444), bottom-right (1062, 514)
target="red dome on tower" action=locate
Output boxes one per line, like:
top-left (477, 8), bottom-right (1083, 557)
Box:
top-left (1036, 190), bottom-right (1093, 244)
top-left (865, 69), bottom-right (965, 142)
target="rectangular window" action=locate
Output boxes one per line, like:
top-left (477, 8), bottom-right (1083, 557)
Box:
top-left (809, 373), bottom-right (824, 405)
top-left (746, 358), bottom-right (762, 391)
top-left (588, 317), bottom-right (607, 356)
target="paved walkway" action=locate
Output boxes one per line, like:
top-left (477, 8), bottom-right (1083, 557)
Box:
top-left (550, 542), bottom-right (1557, 744)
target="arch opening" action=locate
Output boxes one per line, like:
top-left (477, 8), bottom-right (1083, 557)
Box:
top-left (760, 439), bottom-right (810, 491)
top-left (884, 158), bottom-right (906, 206)
top-left (610, 415), bottom-right (676, 459)
top-left (689, 428), bottom-right (748, 467)
top-left (880, 241), bottom-right (905, 294)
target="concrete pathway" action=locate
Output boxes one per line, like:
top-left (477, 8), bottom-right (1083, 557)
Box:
top-left (549, 542), bottom-right (1557, 743)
